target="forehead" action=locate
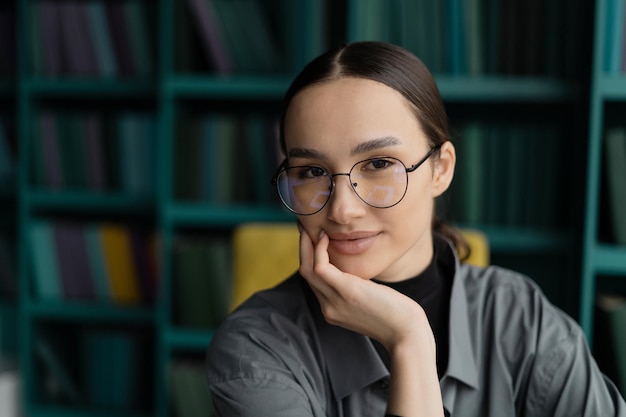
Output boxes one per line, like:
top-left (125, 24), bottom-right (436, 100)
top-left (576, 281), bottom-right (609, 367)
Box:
top-left (284, 77), bottom-right (425, 155)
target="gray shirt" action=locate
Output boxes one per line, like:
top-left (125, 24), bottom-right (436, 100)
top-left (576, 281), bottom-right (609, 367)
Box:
top-left (206, 239), bottom-right (626, 416)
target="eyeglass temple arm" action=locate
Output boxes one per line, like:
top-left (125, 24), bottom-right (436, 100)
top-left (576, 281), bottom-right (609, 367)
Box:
top-left (270, 159), bottom-right (288, 185)
top-left (406, 144), bottom-right (442, 173)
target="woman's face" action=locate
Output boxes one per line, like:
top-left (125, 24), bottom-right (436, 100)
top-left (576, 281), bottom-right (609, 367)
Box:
top-left (283, 77), bottom-right (455, 282)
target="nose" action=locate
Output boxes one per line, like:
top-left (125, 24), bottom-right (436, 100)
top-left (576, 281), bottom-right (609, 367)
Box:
top-left (326, 174), bottom-right (367, 224)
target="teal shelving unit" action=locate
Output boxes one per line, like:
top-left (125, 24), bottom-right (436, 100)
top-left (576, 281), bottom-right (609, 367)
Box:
top-left (580, 0), bottom-right (626, 340)
top-left (0, 0), bottom-right (18, 384)
top-left (2, 0), bottom-right (600, 415)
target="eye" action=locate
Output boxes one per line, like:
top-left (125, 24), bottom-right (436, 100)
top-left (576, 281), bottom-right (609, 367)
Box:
top-left (295, 166), bottom-right (327, 179)
top-left (362, 158), bottom-right (396, 171)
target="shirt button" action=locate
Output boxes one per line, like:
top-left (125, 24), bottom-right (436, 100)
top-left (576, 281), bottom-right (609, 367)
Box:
top-left (380, 378), bottom-right (389, 390)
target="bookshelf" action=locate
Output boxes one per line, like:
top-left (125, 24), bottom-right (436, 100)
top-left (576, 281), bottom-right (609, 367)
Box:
top-left (0, 0), bottom-right (17, 375)
top-left (4, 0), bottom-right (598, 416)
top-left (580, 0), bottom-right (626, 340)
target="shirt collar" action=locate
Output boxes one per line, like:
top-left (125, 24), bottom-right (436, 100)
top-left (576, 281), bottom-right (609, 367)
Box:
top-left (440, 237), bottom-right (480, 390)
top-left (302, 279), bottom-right (389, 400)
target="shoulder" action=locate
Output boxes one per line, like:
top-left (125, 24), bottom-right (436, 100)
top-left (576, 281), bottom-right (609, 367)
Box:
top-left (457, 263), bottom-right (581, 347)
top-left (207, 273), bottom-right (319, 381)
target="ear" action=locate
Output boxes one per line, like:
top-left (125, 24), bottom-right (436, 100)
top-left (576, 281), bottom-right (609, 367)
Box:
top-left (432, 141), bottom-right (456, 197)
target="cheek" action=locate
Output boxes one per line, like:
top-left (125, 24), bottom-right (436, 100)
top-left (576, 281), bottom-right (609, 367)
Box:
top-left (402, 170), bottom-right (435, 218)
top-left (297, 216), bottom-right (321, 244)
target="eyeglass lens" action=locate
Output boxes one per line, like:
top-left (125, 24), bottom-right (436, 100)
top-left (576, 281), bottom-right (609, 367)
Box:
top-left (275, 158), bottom-right (408, 215)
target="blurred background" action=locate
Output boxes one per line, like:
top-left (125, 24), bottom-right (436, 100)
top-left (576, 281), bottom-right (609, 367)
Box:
top-left (0, 0), bottom-right (625, 416)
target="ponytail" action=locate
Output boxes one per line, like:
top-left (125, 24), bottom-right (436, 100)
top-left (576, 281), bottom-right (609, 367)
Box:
top-left (432, 216), bottom-right (470, 262)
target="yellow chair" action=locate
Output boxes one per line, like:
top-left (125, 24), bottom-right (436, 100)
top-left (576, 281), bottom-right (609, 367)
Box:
top-left (230, 223), bottom-right (489, 310)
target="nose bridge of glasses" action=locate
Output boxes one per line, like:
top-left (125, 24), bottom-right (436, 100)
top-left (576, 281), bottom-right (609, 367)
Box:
top-left (330, 172), bottom-right (357, 189)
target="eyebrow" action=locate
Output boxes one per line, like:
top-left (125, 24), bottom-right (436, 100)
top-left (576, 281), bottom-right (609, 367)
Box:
top-left (351, 136), bottom-right (401, 155)
top-left (287, 136), bottom-right (402, 159)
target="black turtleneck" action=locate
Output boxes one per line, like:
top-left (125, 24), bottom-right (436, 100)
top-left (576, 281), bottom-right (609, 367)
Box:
top-left (371, 237), bottom-right (455, 378)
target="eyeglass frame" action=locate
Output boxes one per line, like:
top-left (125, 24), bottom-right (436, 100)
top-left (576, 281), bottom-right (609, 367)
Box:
top-left (271, 144), bottom-right (442, 215)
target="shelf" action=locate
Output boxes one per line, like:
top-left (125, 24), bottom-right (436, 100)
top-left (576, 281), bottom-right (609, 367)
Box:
top-left (595, 76), bottom-right (626, 99)
top-left (26, 301), bottom-right (154, 323)
top-left (25, 189), bottom-right (154, 212)
top-left (589, 244), bottom-right (626, 275)
top-left (165, 75), bottom-right (291, 99)
top-left (24, 78), bottom-right (155, 98)
top-left (165, 75), bottom-right (581, 103)
top-left (165, 202), bottom-right (294, 226)
top-left (165, 328), bottom-right (215, 351)
top-left (467, 225), bottom-right (572, 253)
top-left (435, 76), bottom-right (580, 102)
top-left (26, 404), bottom-right (151, 417)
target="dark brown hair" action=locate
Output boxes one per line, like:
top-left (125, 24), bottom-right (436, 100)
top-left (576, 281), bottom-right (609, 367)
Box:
top-left (279, 41), bottom-right (468, 258)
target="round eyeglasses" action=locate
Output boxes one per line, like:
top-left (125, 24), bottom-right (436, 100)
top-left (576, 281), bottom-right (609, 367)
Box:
top-left (271, 145), bottom-right (441, 215)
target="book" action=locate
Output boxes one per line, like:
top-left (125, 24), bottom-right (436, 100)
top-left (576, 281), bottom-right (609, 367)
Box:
top-left (446, 0), bottom-right (465, 75)
top-left (82, 330), bottom-right (141, 408)
top-left (523, 0), bottom-right (545, 75)
top-left (57, 2), bottom-right (97, 76)
top-left (232, 0), bottom-right (280, 73)
top-left (129, 228), bottom-right (156, 304)
top-left (505, 126), bottom-right (527, 226)
top-left (170, 360), bottom-right (214, 417)
top-left (67, 113), bottom-right (90, 189)
top-left (117, 113), bottom-right (155, 196)
top-left (105, 2), bottom-right (135, 76)
top-left (174, 237), bottom-right (231, 328)
top-left (53, 113), bottom-right (76, 189)
top-left (542, 0), bottom-right (563, 77)
top-left (35, 337), bottom-right (82, 404)
top-left (594, 292), bottom-right (626, 394)
top-left (53, 222), bottom-right (96, 300)
top-left (122, 0), bottom-right (152, 77)
top-left (83, 112), bottom-right (107, 191)
top-left (29, 221), bottom-right (63, 301)
top-left (604, 128), bottom-right (626, 245)
top-left (174, 115), bottom-right (201, 201)
top-left (464, 0), bottom-right (483, 76)
top-left (0, 237), bottom-right (16, 297)
top-left (100, 224), bottom-right (141, 304)
top-left (212, 0), bottom-right (249, 72)
top-left (185, 0), bottom-right (232, 73)
top-left (174, 239), bottom-right (214, 328)
top-left (86, 0), bottom-right (118, 78)
top-left (0, 120), bottom-right (14, 187)
top-left (458, 122), bottom-right (485, 225)
top-left (199, 116), bottom-right (218, 202)
top-left (38, 112), bottom-right (64, 189)
top-left (215, 116), bottom-right (237, 203)
top-left (39, 2), bottom-right (63, 76)
top-left (84, 224), bottom-right (111, 302)
top-left (0, 7), bottom-right (16, 76)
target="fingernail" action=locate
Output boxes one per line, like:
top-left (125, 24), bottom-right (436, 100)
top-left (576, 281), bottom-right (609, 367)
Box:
top-left (319, 229), bottom-right (325, 239)
top-left (297, 221), bottom-right (303, 233)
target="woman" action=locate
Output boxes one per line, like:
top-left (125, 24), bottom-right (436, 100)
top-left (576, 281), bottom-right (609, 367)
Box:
top-left (206, 42), bottom-right (626, 417)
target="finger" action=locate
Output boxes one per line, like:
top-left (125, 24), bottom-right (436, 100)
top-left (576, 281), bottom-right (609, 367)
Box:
top-left (313, 230), bottom-right (339, 279)
top-left (313, 230), bottom-right (330, 265)
top-left (298, 226), bottom-right (314, 275)
top-left (301, 230), bottom-right (337, 299)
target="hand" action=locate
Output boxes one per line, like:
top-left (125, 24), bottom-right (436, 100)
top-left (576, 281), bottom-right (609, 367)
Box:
top-left (299, 227), bottom-right (443, 416)
top-left (298, 228), bottom-right (435, 355)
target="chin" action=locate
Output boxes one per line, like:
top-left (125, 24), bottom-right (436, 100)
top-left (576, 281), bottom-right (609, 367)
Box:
top-left (328, 255), bottom-right (380, 280)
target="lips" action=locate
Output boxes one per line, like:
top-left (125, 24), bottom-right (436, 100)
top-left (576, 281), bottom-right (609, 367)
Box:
top-left (326, 231), bottom-right (380, 256)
